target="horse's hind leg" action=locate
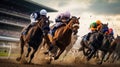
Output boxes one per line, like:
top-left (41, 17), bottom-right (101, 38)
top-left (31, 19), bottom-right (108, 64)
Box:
top-left (97, 51), bottom-right (107, 65)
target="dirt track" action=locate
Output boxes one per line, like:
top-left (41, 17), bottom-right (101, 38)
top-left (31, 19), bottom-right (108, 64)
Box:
top-left (1, 45), bottom-right (119, 67)
top-left (0, 59), bottom-right (120, 67)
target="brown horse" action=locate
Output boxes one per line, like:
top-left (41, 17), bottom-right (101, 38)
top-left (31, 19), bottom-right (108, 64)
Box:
top-left (46, 16), bottom-right (80, 60)
top-left (97, 34), bottom-right (114, 65)
top-left (107, 35), bottom-right (120, 63)
top-left (16, 16), bottom-right (50, 63)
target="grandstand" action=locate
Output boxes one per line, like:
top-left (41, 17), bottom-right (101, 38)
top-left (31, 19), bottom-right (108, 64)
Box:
top-left (0, 0), bottom-right (57, 47)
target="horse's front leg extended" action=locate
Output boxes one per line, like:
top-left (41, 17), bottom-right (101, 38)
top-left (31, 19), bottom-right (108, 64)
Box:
top-left (87, 45), bottom-right (96, 61)
top-left (54, 48), bottom-right (65, 60)
top-left (26, 46), bottom-right (31, 57)
top-left (28, 48), bottom-right (38, 64)
top-left (16, 37), bottom-right (24, 61)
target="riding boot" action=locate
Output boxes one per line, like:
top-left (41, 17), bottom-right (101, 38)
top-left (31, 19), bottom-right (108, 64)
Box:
top-left (86, 32), bottom-right (91, 41)
top-left (52, 27), bottom-right (57, 36)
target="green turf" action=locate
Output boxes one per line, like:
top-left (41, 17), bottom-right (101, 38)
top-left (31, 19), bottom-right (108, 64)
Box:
top-left (0, 51), bottom-right (8, 56)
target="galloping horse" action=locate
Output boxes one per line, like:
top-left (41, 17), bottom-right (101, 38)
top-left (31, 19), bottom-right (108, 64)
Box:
top-left (16, 16), bottom-right (50, 63)
top-left (79, 23), bottom-right (108, 62)
top-left (97, 33), bottom-right (114, 64)
top-left (109, 35), bottom-right (120, 63)
top-left (47, 16), bottom-right (80, 60)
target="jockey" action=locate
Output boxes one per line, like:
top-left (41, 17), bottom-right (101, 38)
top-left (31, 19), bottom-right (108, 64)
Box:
top-left (88, 20), bottom-right (102, 39)
top-left (90, 20), bottom-right (102, 32)
top-left (50, 11), bottom-right (71, 36)
top-left (85, 20), bottom-right (103, 41)
top-left (22, 9), bottom-right (47, 35)
top-left (108, 28), bottom-right (114, 35)
top-left (105, 28), bottom-right (114, 39)
top-left (44, 11), bottom-right (71, 54)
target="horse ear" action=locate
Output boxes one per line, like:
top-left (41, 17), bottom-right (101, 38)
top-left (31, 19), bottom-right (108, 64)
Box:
top-left (78, 17), bottom-right (80, 20)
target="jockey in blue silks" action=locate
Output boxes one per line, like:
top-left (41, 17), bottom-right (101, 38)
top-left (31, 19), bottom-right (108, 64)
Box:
top-left (22, 9), bottom-right (49, 35)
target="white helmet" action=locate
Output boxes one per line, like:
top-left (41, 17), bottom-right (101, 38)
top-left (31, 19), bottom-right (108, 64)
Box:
top-left (63, 11), bottom-right (71, 18)
top-left (40, 9), bottom-right (47, 16)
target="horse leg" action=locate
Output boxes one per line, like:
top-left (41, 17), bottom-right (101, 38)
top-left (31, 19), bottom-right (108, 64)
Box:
top-left (16, 37), bottom-right (24, 61)
top-left (80, 40), bottom-right (87, 56)
top-left (28, 48), bottom-right (37, 64)
top-left (82, 47), bottom-right (87, 56)
top-left (87, 43), bottom-right (96, 61)
top-left (104, 52), bottom-right (112, 62)
top-left (93, 50), bottom-right (99, 59)
top-left (25, 46), bottom-right (31, 57)
top-left (54, 47), bottom-right (65, 60)
top-left (97, 51), bottom-right (107, 65)
top-left (111, 53), bottom-right (117, 63)
top-left (86, 49), bottom-right (92, 56)
top-left (87, 49), bottom-right (96, 61)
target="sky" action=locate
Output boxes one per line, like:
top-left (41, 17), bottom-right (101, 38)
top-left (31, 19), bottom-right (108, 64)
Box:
top-left (30, 0), bottom-right (120, 49)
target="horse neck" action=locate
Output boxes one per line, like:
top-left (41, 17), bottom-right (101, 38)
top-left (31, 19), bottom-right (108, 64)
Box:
top-left (62, 19), bottom-right (74, 34)
top-left (57, 20), bottom-right (73, 43)
top-left (36, 18), bottom-right (44, 29)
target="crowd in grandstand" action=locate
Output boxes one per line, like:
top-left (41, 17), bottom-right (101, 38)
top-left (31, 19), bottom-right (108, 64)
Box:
top-left (0, 14), bottom-right (30, 27)
top-left (0, 3), bottom-right (30, 17)
top-left (0, 3), bottom-right (31, 38)
top-left (0, 29), bottom-right (20, 38)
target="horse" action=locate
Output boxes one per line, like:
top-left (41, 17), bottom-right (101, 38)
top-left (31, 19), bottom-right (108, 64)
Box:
top-left (60, 33), bottom-right (79, 61)
top-left (109, 35), bottom-right (120, 63)
top-left (46, 16), bottom-right (80, 60)
top-left (16, 16), bottom-right (50, 63)
top-left (97, 33), bottom-right (114, 64)
top-left (79, 23), bottom-right (109, 62)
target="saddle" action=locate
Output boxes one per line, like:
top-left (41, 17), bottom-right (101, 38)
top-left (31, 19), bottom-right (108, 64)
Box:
top-left (50, 23), bottom-right (66, 36)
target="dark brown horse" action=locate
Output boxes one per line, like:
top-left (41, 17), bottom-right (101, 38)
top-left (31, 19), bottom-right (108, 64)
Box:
top-left (16, 16), bottom-right (50, 63)
top-left (46, 16), bottom-right (80, 60)
top-left (79, 24), bottom-right (109, 62)
top-left (97, 33), bottom-right (114, 64)
top-left (108, 35), bottom-right (120, 63)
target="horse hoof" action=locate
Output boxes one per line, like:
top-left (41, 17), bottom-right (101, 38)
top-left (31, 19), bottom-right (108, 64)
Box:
top-left (97, 61), bottom-right (102, 65)
top-left (54, 57), bottom-right (59, 60)
top-left (16, 57), bottom-right (21, 61)
top-left (47, 61), bottom-right (51, 64)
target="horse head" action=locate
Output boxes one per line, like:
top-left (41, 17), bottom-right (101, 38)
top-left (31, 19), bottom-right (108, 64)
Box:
top-left (68, 16), bottom-right (80, 31)
top-left (99, 23), bottom-right (109, 34)
top-left (37, 16), bottom-right (50, 30)
top-left (115, 35), bottom-right (120, 42)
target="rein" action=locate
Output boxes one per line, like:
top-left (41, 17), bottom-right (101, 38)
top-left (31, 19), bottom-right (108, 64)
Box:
top-left (62, 18), bottom-right (76, 34)
top-left (37, 18), bottom-right (45, 29)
